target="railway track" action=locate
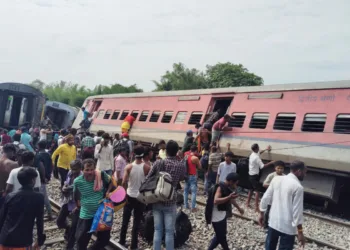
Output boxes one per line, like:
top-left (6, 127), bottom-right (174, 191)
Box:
top-left (195, 181), bottom-right (350, 228)
top-left (193, 198), bottom-right (348, 250)
top-left (42, 199), bottom-right (127, 250)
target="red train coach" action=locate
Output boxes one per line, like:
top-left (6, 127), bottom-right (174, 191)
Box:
top-left (72, 80), bottom-right (350, 203)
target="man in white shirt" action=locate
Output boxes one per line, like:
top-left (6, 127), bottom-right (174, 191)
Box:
top-left (259, 160), bottom-right (306, 250)
top-left (5, 151), bottom-right (41, 194)
top-left (247, 143), bottom-right (274, 212)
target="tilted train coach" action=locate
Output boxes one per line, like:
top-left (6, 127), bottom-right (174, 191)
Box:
top-left (72, 80), bottom-right (350, 205)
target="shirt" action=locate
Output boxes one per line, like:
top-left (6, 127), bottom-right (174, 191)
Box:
top-left (20, 132), bottom-right (34, 152)
top-left (212, 117), bottom-right (227, 131)
top-left (147, 157), bottom-right (185, 206)
top-left (95, 144), bottom-right (114, 171)
top-left (209, 152), bottom-right (222, 172)
top-left (115, 155), bottom-right (127, 181)
top-left (124, 115), bottom-right (136, 124)
top-left (263, 172), bottom-right (285, 187)
top-left (158, 149), bottom-right (166, 159)
top-left (249, 152), bottom-right (264, 176)
top-left (260, 173), bottom-right (304, 235)
top-left (39, 130), bottom-right (47, 141)
top-left (218, 162), bottom-right (236, 183)
top-left (0, 186), bottom-right (44, 247)
top-left (7, 166), bottom-right (41, 192)
top-left (73, 173), bottom-right (110, 219)
top-left (34, 151), bottom-right (53, 182)
top-left (1, 134), bottom-right (12, 146)
top-left (83, 110), bottom-right (89, 120)
top-left (51, 144), bottom-right (77, 170)
top-left (81, 136), bottom-right (95, 149)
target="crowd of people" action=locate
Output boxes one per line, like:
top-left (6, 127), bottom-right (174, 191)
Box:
top-left (0, 111), bottom-right (307, 250)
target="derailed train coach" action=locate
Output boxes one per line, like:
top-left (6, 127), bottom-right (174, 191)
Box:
top-left (73, 80), bottom-right (350, 206)
top-left (0, 82), bottom-right (46, 129)
top-left (45, 101), bottom-right (79, 130)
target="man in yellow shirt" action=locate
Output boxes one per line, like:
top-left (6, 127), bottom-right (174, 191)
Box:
top-left (51, 135), bottom-right (77, 188)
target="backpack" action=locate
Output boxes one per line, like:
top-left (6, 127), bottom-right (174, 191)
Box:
top-left (113, 139), bottom-right (130, 157)
top-left (205, 184), bottom-right (219, 225)
top-left (140, 210), bottom-right (192, 248)
top-left (137, 160), bottom-right (174, 204)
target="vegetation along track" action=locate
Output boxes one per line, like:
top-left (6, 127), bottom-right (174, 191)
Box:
top-left (45, 199), bottom-right (127, 250)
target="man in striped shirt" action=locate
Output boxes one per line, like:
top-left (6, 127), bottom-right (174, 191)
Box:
top-left (74, 159), bottom-right (113, 250)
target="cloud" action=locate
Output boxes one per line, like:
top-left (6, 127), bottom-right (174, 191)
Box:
top-left (0, 0), bottom-right (349, 91)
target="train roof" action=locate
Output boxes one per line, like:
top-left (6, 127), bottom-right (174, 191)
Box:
top-left (0, 82), bottom-right (44, 97)
top-left (87, 80), bottom-right (350, 100)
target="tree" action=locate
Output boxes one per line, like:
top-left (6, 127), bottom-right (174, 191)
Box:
top-left (205, 62), bottom-right (263, 88)
top-left (29, 80), bottom-right (143, 107)
top-left (153, 63), bottom-right (206, 91)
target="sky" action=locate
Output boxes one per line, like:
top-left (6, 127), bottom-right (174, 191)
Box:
top-left (0, 0), bottom-right (349, 92)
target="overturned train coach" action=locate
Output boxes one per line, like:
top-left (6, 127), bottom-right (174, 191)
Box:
top-left (73, 80), bottom-right (350, 205)
top-left (0, 82), bottom-right (46, 129)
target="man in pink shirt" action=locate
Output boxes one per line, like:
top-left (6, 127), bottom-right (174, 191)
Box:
top-left (114, 148), bottom-right (128, 185)
top-left (212, 114), bottom-right (231, 144)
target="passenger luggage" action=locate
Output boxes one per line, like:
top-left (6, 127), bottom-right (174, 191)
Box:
top-left (137, 160), bottom-right (174, 204)
top-left (113, 139), bottom-right (130, 157)
top-left (139, 210), bottom-right (192, 248)
top-left (89, 199), bottom-right (114, 232)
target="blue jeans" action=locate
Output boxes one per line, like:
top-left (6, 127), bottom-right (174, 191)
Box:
top-left (103, 169), bottom-right (113, 176)
top-left (265, 227), bottom-right (295, 250)
top-left (40, 184), bottom-right (52, 216)
top-left (204, 174), bottom-right (209, 194)
top-left (184, 175), bottom-right (197, 209)
top-left (153, 203), bottom-right (176, 250)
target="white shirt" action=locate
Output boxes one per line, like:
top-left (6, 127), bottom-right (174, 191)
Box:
top-left (248, 152), bottom-right (264, 175)
top-left (39, 130), bottom-right (47, 141)
top-left (7, 166), bottom-right (41, 192)
top-left (212, 204), bottom-right (226, 222)
top-left (127, 162), bottom-right (146, 198)
top-left (94, 144), bottom-right (114, 171)
top-left (58, 135), bottom-right (64, 146)
top-left (218, 162), bottom-right (236, 183)
top-left (260, 173), bottom-right (304, 235)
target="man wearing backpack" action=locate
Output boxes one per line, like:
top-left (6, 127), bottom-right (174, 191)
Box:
top-left (114, 133), bottom-right (133, 162)
top-left (183, 145), bottom-right (202, 213)
top-left (205, 173), bottom-right (244, 250)
top-left (146, 140), bottom-right (186, 250)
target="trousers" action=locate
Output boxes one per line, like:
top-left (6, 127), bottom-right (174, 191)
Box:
top-left (208, 217), bottom-right (229, 250)
top-left (265, 227), bottom-right (295, 250)
top-left (75, 218), bottom-right (110, 250)
top-left (119, 195), bottom-right (145, 249)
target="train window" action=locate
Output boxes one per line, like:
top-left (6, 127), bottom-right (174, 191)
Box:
top-left (161, 111), bottom-right (174, 123)
top-left (249, 113), bottom-right (270, 129)
top-left (111, 110), bottom-right (120, 120)
top-left (188, 112), bottom-right (203, 125)
top-left (333, 114), bottom-right (350, 134)
top-left (228, 112), bottom-right (246, 128)
top-left (103, 109), bottom-right (112, 119)
top-left (273, 113), bottom-right (296, 131)
top-left (131, 111), bottom-right (139, 119)
top-left (149, 111), bottom-right (161, 123)
top-left (119, 110), bottom-right (129, 120)
top-left (174, 112), bottom-right (187, 124)
top-left (139, 111), bottom-right (149, 122)
top-left (301, 114), bottom-right (326, 132)
top-left (96, 110), bottom-right (105, 119)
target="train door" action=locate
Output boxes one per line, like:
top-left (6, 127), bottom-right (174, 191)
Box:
top-left (90, 100), bottom-right (102, 118)
top-left (9, 96), bottom-right (23, 127)
top-left (3, 96), bottom-right (13, 127)
top-left (205, 97), bottom-right (233, 122)
top-left (18, 98), bottom-right (28, 125)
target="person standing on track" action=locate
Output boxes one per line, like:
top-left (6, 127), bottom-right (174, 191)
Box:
top-left (143, 146), bottom-right (153, 168)
top-left (74, 159), bottom-right (113, 250)
top-left (20, 127), bottom-right (35, 153)
top-left (246, 143), bottom-right (274, 212)
top-left (183, 145), bottom-right (202, 213)
top-left (216, 151), bottom-right (236, 184)
top-left (259, 160), bottom-right (306, 250)
top-left (57, 160), bottom-right (83, 250)
top-left (0, 167), bottom-right (46, 249)
top-left (51, 135), bottom-right (77, 188)
top-left (119, 146), bottom-right (151, 249)
top-left (94, 133), bottom-right (114, 176)
top-left (148, 140), bottom-right (186, 250)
